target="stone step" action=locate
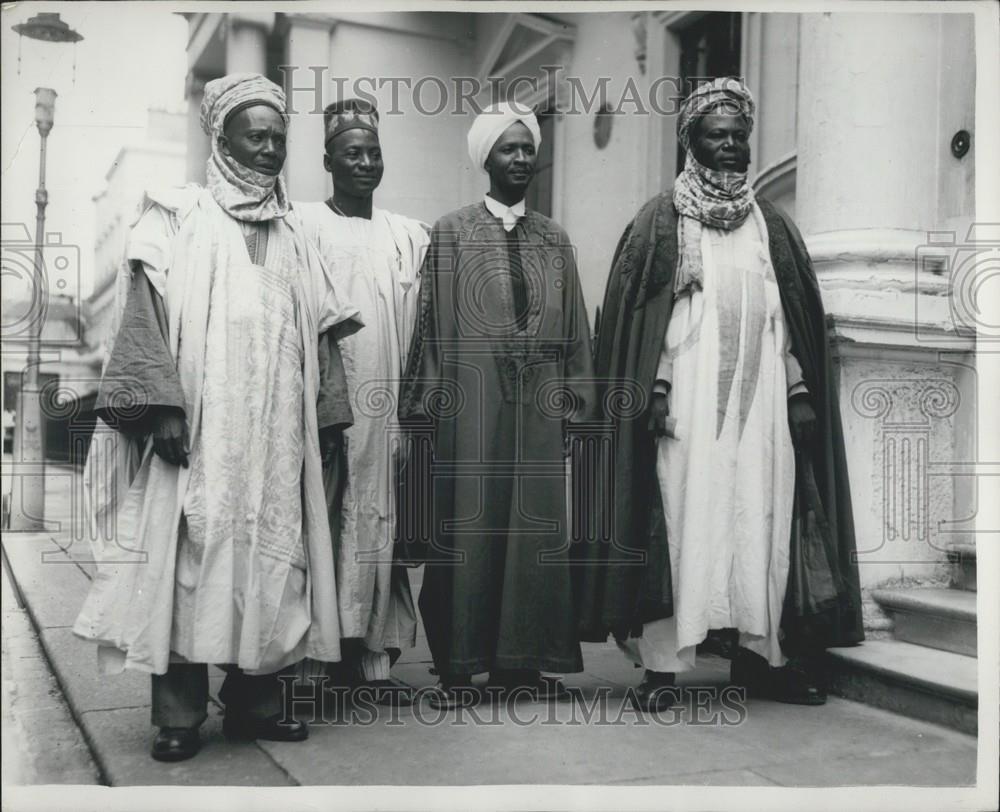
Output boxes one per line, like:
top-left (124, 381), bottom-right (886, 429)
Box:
top-left (826, 639), bottom-right (977, 734)
top-left (947, 543), bottom-right (977, 592)
top-left (872, 587), bottom-right (977, 656)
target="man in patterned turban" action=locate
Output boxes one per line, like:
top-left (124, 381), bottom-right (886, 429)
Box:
top-left (577, 77), bottom-right (863, 711)
top-left (74, 73), bottom-right (361, 761)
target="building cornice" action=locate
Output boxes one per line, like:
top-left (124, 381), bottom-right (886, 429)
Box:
top-left (283, 11), bottom-right (472, 43)
top-left (649, 10), bottom-right (711, 31)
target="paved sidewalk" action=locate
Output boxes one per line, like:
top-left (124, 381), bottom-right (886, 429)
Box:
top-left (1, 558), bottom-right (100, 785)
top-left (0, 467), bottom-right (980, 788)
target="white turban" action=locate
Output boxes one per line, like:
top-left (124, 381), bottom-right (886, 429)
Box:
top-left (467, 102), bottom-right (542, 175)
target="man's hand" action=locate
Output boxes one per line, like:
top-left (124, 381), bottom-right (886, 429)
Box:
top-left (152, 408), bottom-right (189, 468)
top-left (788, 393), bottom-right (817, 449)
top-left (649, 390), bottom-right (670, 437)
top-left (319, 426), bottom-right (345, 466)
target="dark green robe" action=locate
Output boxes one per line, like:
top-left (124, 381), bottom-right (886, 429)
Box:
top-left (575, 192), bottom-right (864, 652)
top-left (398, 202), bottom-right (596, 675)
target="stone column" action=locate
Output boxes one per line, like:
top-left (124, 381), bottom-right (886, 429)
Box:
top-left (793, 13), bottom-right (977, 601)
top-left (283, 16), bottom-right (334, 202)
top-left (798, 14), bottom-right (942, 237)
top-left (225, 13), bottom-right (274, 75)
top-left (185, 73), bottom-right (209, 184)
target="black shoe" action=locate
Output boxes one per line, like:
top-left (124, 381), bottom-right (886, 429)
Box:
top-left (367, 677), bottom-right (415, 707)
top-left (425, 677), bottom-right (478, 710)
top-left (769, 663), bottom-right (827, 706)
top-left (151, 727), bottom-right (200, 762)
top-left (730, 647), bottom-right (769, 690)
top-left (485, 670), bottom-right (572, 703)
top-left (222, 712), bottom-right (309, 742)
top-left (325, 660), bottom-right (363, 691)
top-left (536, 676), bottom-right (572, 703)
top-left (731, 650), bottom-right (827, 706)
top-left (634, 670), bottom-right (680, 712)
top-left (697, 628), bottom-right (741, 659)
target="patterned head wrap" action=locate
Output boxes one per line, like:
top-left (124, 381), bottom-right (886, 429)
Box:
top-left (200, 73), bottom-right (290, 221)
top-left (467, 102), bottom-right (542, 175)
top-left (672, 78), bottom-right (757, 296)
top-left (324, 99), bottom-right (379, 148)
top-left (673, 77), bottom-right (756, 234)
top-left (677, 76), bottom-right (755, 152)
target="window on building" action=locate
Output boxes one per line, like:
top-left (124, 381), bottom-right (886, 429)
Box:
top-left (676, 12), bottom-right (742, 175)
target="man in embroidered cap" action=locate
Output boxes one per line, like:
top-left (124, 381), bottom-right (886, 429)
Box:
top-left (296, 99), bottom-right (430, 706)
top-left (397, 102), bottom-right (596, 709)
top-left (73, 73), bottom-right (361, 761)
top-left (576, 77), bottom-right (863, 709)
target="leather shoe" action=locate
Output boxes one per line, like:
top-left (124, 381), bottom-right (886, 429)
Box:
top-left (485, 671), bottom-right (572, 703)
top-left (360, 677), bottom-right (415, 708)
top-left (222, 713), bottom-right (309, 742)
top-left (731, 650), bottom-right (827, 706)
top-left (768, 663), bottom-right (827, 706)
top-left (730, 647), bottom-right (769, 689)
top-left (633, 670), bottom-right (680, 713)
top-left (425, 678), bottom-right (478, 710)
top-left (696, 628), bottom-right (740, 659)
top-left (151, 727), bottom-right (200, 762)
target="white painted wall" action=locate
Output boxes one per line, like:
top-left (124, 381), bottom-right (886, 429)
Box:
top-left (797, 13), bottom-right (949, 236)
top-left (754, 13), bottom-right (798, 174)
top-left (284, 14), bottom-right (475, 223)
top-left (556, 13), bottom-right (649, 320)
top-left (935, 13), bottom-right (976, 234)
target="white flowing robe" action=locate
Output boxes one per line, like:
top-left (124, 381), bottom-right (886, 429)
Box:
top-left (297, 203), bottom-right (429, 651)
top-left (73, 186), bottom-right (359, 675)
top-left (621, 203), bottom-right (798, 671)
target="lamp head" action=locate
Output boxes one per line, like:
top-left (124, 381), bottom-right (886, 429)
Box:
top-left (12, 13), bottom-right (83, 44)
top-left (33, 88), bottom-right (57, 136)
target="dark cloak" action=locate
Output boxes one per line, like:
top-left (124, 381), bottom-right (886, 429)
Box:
top-left (398, 202), bottom-right (596, 675)
top-left (575, 192), bottom-right (864, 652)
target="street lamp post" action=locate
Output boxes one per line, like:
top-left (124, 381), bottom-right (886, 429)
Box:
top-left (6, 14), bottom-right (82, 531)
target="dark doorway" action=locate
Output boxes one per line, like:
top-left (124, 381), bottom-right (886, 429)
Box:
top-left (676, 12), bottom-right (743, 174)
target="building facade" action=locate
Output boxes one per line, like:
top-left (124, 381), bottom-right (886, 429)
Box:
top-left (89, 108), bottom-right (186, 360)
top-left (181, 10), bottom-right (980, 699)
top-left (1, 109), bottom-right (186, 468)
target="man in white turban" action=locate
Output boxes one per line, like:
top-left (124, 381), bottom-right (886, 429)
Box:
top-left (398, 103), bottom-right (596, 709)
top-left (73, 73), bottom-right (361, 761)
top-left (466, 101), bottom-right (542, 179)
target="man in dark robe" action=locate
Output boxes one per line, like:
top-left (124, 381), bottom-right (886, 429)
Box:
top-left (576, 78), bottom-right (863, 709)
top-left (398, 103), bottom-right (596, 709)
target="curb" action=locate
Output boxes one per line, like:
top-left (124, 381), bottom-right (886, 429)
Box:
top-left (1, 531), bottom-right (297, 786)
top-left (1, 532), bottom-right (111, 786)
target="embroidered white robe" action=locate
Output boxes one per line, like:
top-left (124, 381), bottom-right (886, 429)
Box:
top-left (297, 203), bottom-right (429, 652)
top-left (73, 186), bottom-right (360, 675)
